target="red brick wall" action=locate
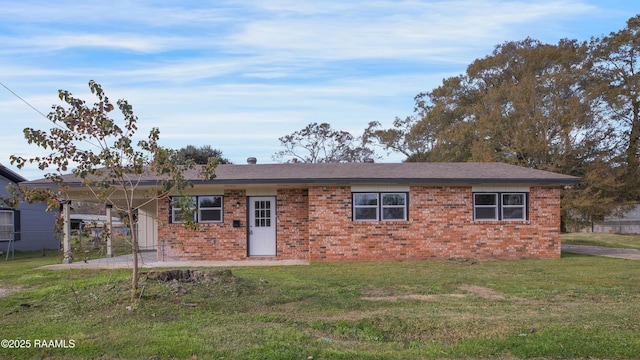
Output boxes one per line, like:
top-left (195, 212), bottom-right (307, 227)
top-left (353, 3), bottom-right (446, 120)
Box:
top-left (158, 190), bottom-right (249, 261)
top-left (308, 186), bottom-right (561, 261)
top-left (158, 185), bottom-right (561, 262)
top-left (157, 189), bottom-right (311, 261)
top-left (276, 189), bottom-right (310, 260)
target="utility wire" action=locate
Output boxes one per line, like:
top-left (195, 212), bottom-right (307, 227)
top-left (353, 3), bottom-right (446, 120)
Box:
top-left (0, 81), bottom-right (49, 119)
top-left (0, 81), bottom-right (101, 149)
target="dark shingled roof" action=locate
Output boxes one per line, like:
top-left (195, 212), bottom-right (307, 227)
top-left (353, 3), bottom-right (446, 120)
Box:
top-left (0, 163), bottom-right (27, 183)
top-left (22, 162), bottom-right (580, 187)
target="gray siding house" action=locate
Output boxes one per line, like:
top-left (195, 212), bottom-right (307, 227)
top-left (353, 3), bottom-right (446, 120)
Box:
top-left (592, 204), bottom-right (640, 234)
top-left (0, 164), bottom-right (58, 252)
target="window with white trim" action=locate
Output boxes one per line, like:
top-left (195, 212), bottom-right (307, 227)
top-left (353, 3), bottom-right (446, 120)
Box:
top-left (171, 196), bottom-right (196, 223)
top-left (474, 193), bottom-right (498, 220)
top-left (198, 196), bottom-right (223, 223)
top-left (171, 196), bottom-right (224, 223)
top-left (473, 192), bottom-right (527, 221)
top-left (382, 193), bottom-right (407, 220)
top-left (353, 193), bottom-right (378, 221)
top-left (501, 193), bottom-right (526, 220)
top-left (353, 192), bottom-right (407, 221)
top-left (0, 210), bottom-right (14, 241)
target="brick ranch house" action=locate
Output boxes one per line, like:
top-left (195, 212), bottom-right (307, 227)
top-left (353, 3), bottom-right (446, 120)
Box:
top-left (25, 162), bottom-right (579, 262)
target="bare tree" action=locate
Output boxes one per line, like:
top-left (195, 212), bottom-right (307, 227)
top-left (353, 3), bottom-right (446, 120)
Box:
top-left (273, 122), bottom-right (377, 163)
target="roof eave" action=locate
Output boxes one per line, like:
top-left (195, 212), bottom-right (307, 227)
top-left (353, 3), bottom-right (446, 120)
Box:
top-left (22, 176), bottom-right (581, 189)
top-left (191, 177), bottom-right (581, 186)
top-left (0, 164), bottom-right (27, 183)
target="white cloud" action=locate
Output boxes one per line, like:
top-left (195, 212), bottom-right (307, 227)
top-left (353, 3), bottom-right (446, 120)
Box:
top-left (225, 0), bottom-right (595, 62)
top-left (0, 33), bottom-right (207, 54)
top-left (0, 1), bottom-right (239, 28)
top-left (1, 0), bottom-right (597, 62)
top-left (0, 0), bottom-right (634, 179)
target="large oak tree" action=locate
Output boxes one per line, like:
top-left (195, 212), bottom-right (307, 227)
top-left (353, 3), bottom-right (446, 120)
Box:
top-left (368, 26), bottom-right (640, 227)
top-left (588, 14), bottom-right (640, 200)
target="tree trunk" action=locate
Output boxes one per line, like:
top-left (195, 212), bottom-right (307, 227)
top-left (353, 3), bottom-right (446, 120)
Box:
top-left (128, 208), bottom-right (139, 304)
top-left (627, 100), bottom-right (640, 173)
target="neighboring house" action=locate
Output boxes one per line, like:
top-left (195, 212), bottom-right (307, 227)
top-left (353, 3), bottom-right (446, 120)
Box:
top-left (0, 164), bottom-right (58, 252)
top-left (23, 162), bottom-right (579, 262)
top-left (591, 204), bottom-right (640, 234)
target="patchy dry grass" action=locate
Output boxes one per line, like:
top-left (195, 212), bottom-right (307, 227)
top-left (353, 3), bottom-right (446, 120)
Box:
top-left (1, 252), bottom-right (639, 359)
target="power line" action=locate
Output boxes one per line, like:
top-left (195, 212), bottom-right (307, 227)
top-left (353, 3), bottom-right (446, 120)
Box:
top-left (0, 81), bottom-right (49, 119)
top-left (0, 81), bottom-right (101, 150)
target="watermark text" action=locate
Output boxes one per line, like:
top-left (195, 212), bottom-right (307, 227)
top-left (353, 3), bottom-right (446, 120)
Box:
top-left (1, 339), bottom-right (76, 349)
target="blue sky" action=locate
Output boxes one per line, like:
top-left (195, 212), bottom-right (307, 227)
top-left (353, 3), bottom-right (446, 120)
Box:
top-left (1, 0), bottom-right (638, 179)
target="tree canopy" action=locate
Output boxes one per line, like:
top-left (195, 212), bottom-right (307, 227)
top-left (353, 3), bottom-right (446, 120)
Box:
top-left (273, 122), bottom-right (377, 163)
top-left (175, 145), bottom-right (231, 165)
top-left (587, 15), bottom-right (640, 200)
top-left (368, 15), bottom-right (640, 228)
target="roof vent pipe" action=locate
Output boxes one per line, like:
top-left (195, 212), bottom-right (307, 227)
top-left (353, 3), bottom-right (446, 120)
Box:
top-left (247, 157), bottom-right (257, 165)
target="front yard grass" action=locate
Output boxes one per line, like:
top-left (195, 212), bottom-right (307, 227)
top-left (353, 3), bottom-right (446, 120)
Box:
top-left (1, 251), bottom-right (639, 359)
top-left (561, 232), bottom-right (640, 250)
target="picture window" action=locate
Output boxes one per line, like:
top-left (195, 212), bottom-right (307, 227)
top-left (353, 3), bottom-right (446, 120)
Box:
top-left (473, 192), bottom-right (527, 221)
top-left (353, 192), bottom-right (407, 221)
top-left (171, 196), bottom-right (223, 223)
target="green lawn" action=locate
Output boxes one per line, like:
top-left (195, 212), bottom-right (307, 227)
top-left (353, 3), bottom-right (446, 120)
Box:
top-left (1, 251), bottom-right (639, 359)
top-left (561, 232), bottom-right (640, 251)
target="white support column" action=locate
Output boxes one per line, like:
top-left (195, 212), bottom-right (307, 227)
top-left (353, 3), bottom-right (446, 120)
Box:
top-left (62, 201), bottom-right (72, 264)
top-left (105, 204), bottom-right (113, 258)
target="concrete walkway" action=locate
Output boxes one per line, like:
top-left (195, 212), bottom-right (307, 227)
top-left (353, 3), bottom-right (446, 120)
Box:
top-left (39, 252), bottom-right (309, 270)
top-left (562, 244), bottom-right (640, 260)
top-left (38, 244), bottom-right (640, 270)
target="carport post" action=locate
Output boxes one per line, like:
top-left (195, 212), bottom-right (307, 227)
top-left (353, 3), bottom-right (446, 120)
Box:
top-left (105, 204), bottom-right (113, 258)
top-left (62, 201), bottom-right (72, 264)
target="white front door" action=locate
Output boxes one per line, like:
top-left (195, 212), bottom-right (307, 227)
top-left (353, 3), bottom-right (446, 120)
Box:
top-left (248, 196), bottom-right (276, 256)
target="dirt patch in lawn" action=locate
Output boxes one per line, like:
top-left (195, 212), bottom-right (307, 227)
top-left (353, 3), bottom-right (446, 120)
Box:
top-left (361, 294), bottom-right (466, 301)
top-left (361, 284), bottom-right (507, 302)
top-left (458, 284), bottom-right (506, 300)
top-left (0, 286), bottom-right (22, 298)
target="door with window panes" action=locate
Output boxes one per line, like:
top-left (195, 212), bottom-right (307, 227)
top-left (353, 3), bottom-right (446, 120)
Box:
top-left (248, 197), bottom-right (276, 256)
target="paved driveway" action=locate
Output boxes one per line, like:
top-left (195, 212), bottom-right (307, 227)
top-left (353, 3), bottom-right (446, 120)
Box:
top-left (562, 244), bottom-right (640, 260)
